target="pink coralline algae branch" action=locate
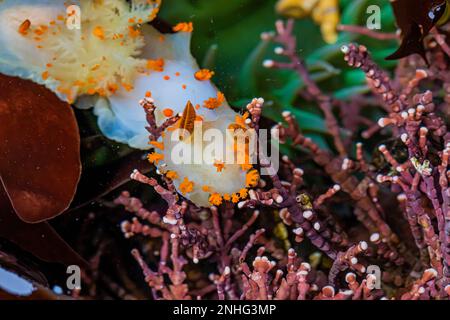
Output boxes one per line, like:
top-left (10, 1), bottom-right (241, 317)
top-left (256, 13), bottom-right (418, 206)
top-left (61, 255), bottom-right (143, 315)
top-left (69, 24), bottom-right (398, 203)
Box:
top-left (113, 20), bottom-right (450, 300)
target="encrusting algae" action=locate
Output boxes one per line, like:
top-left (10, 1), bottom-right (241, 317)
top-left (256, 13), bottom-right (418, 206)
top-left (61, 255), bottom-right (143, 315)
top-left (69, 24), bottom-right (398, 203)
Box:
top-left (0, 0), bottom-right (258, 207)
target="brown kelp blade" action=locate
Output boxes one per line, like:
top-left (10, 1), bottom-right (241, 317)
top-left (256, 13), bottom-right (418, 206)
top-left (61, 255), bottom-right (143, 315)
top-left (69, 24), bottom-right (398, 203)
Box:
top-left (385, 24), bottom-right (428, 63)
top-left (0, 74), bottom-right (81, 223)
top-left (387, 0), bottom-right (447, 62)
top-left (0, 186), bottom-right (88, 269)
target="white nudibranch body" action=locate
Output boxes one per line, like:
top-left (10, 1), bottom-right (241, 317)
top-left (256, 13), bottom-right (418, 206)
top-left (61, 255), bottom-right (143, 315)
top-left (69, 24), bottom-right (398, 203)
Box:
top-left (0, 0), bottom-right (258, 207)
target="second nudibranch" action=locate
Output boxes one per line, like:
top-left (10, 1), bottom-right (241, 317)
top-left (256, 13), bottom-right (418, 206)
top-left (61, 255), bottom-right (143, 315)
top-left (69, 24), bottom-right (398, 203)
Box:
top-left (275, 0), bottom-right (340, 44)
top-left (0, 0), bottom-right (258, 208)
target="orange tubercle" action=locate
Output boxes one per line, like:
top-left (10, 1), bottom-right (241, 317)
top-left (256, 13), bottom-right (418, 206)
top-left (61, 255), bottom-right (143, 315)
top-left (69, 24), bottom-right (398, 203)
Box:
top-left (166, 170), bottom-right (179, 180)
top-left (121, 83), bottom-right (134, 92)
top-left (173, 22), bottom-right (194, 33)
top-left (194, 69), bottom-right (215, 81)
top-left (203, 91), bottom-right (225, 110)
top-left (162, 108), bottom-right (174, 117)
top-left (231, 193), bottom-right (240, 203)
top-left (93, 26), bottom-right (105, 40)
top-left (149, 141), bottom-right (164, 150)
top-left (209, 193), bottom-right (223, 206)
top-left (128, 26), bottom-right (141, 38)
top-left (146, 58), bottom-right (164, 72)
top-left (245, 169), bottom-right (259, 187)
top-left (239, 188), bottom-right (248, 199)
top-left (147, 152), bottom-right (164, 164)
top-left (214, 160), bottom-right (225, 172)
top-left (179, 177), bottom-right (194, 195)
top-left (107, 83), bottom-right (119, 93)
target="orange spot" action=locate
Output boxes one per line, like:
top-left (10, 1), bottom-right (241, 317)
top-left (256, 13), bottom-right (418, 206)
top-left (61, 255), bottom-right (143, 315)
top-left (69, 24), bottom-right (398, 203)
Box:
top-left (122, 83), bottom-right (134, 92)
top-left (214, 160), bottom-right (225, 172)
top-left (34, 28), bottom-right (45, 36)
top-left (209, 193), bottom-right (223, 206)
top-left (204, 91), bottom-right (225, 110)
top-left (145, 91), bottom-right (152, 97)
top-left (41, 71), bottom-right (49, 80)
top-left (18, 19), bottom-right (31, 35)
top-left (163, 108), bottom-right (174, 117)
top-left (246, 170), bottom-right (259, 187)
top-left (91, 64), bottom-right (100, 71)
top-left (46, 63), bottom-right (53, 68)
top-left (173, 22), bottom-right (193, 33)
top-left (93, 26), bottom-right (105, 40)
top-left (166, 170), bottom-right (178, 180)
top-left (147, 58), bottom-right (165, 72)
top-left (195, 69), bottom-right (215, 81)
top-left (163, 75), bottom-right (170, 80)
top-left (231, 193), bottom-right (240, 203)
top-left (175, 72), bottom-right (181, 77)
top-left (159, 35), bottom-right (165, 42)
top-left (223, 194), bottom-right (231, 201)
top-left (147, 152), bottom-right (164, 164)
top-left (97, 88), bottom-right (107, 97)
top-left (73, 80), bottom-right (85, 87)
top-left (107, 83), bottom-right (118, 93)
top-left (179, 177), bottom-right (194, 195)
top-left (182, 84), bottom-right (187, 90)
top-left (239, 188), bottom-right (248, 199)
top-left (202, 185), bottom-right (211, 192)
top-left (149, 141), bottom-right (164, 150)
top-left (128, 26), bottom-right (141, 38)
top-left (195, 104), bottom-right (200, 110)
top-left (235, 112), bottom-right (249, 129)
top-left (241, 162), bottom-right (253, 171)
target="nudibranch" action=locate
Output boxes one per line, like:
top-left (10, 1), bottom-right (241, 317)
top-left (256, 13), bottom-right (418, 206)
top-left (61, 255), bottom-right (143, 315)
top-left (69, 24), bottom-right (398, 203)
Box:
top-left (0, 0), bottom-right (258, 207)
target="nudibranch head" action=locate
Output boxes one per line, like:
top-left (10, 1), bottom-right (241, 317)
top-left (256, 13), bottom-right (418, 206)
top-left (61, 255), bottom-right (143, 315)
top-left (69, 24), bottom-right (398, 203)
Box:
top-left (0, 0), bottom-right (257, 208)
top-left (144, 95), bottom-right (258, 207)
